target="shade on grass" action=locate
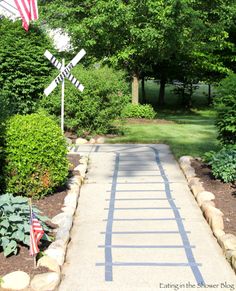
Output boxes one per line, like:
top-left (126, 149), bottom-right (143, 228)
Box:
top-left (109, 110), bottom-right (219, 159)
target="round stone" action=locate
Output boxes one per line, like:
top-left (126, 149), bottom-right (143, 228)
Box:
top-left (1, 271), bottom-right (30, 290)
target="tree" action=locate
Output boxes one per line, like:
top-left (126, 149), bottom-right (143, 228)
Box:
top-left (39, 0), bottom-right (236, 105)
top-left (0, 18), bottom-right (54, 115)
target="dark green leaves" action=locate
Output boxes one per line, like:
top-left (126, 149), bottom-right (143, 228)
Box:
top-left (0, 18), bottom-right (54, 115)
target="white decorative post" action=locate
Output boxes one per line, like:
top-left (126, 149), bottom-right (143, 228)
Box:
top-left (61, 58), bottom-right (65, 133)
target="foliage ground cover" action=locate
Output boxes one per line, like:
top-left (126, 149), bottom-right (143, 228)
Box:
top-left (204, 145), bottom-right (236, 183)
top-left (0, 194), bottom-right (50, 257)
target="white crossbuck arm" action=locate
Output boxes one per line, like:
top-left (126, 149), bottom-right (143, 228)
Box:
top-left (44, 49), bottom-right (86, 96)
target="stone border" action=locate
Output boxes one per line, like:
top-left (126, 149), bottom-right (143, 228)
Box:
top-left (67, 136), bottom-right (105, 145)
top-left (0, 155), bottom-right (89, 291)
top-left (179, 156), bottom-right (236, 274)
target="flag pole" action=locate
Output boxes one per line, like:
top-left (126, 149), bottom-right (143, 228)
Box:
top-left (61, 58), bottom-right (65, 134)
top-left (29, 198), bottom-right (37, 269)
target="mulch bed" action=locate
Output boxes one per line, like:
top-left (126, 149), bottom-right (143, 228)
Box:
top-left (191, 159), bottom-right (236, 236)
top-left (0, 154), bottom-right (80, 278)
top-left (1, 153), bottom-right (235, 279)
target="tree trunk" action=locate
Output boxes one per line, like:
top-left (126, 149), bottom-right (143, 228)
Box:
top-left (208, 84), bottom-right (212, 105)
top-left (158, 77), bottom-right (166, 106)
top-left (141, 77), bottom-right (146, 103)
top-left (132, 75), bottom-right (139, 104)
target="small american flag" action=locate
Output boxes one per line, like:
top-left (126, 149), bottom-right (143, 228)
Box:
top-left (14, 0), bottom-right (38, 31)
top-left (29, 210), bottom-right (44, 256)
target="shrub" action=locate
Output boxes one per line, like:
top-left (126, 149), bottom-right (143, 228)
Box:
top-left (3, 112), bottom-right (69, 198)
top-left (40, 65), bottom-right (130, 135)
top-left (0, 194), bottom-right (50, 257)
top-left (121, 103), bottom-right (156, 119)
top-left (204, 145), bottom-right (236, 183)
top-left (215, 74), bottom-right (236, 144)
top-left (0, 18), bottom-right (54, 115)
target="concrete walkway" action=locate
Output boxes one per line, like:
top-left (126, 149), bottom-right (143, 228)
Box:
top-left (59, 144), bottom-right (236, 291)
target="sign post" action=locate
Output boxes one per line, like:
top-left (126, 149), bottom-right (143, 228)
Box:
top-left (61, 58), bottom-right (65, 133)
top-left (44, 49), bottom-right (86, 133)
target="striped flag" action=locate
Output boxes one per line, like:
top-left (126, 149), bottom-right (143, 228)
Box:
top-left (14, 0), bottom-right (38, 31)
top-left (29, 210), bottom-right (44, 256)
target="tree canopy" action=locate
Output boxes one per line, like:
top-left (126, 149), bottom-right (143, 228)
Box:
top-left (39, 0), bottom-right (236, 104)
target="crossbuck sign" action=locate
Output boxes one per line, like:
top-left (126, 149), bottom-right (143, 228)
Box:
top-left (44, 49), bottom-right (86, 132)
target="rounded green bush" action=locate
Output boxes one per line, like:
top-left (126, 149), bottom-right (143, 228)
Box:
top-left (4, 112), bottom-right (69, 198)
top-left (215, 74), bottom-right (236, 144)
top-left (121, 103), bottom-right (156, 119)
top-left (40, 65), bottom-right (130, 135)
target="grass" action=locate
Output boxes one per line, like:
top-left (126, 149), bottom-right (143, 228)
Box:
top-left (107, 81), bottom-right (220, 158)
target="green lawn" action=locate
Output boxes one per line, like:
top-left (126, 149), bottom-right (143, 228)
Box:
top-left (108, 81), bottom-right (219, 159)
top-left (108, 109), bottom-right (219, 159)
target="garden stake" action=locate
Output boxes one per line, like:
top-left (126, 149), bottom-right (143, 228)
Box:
top-left (28, 198), bottom-right (37, 269)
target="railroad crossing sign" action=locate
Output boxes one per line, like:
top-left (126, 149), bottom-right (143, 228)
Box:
top-left (44, 49), bottom-right (86, 132)
top-left (44, 49), bottom-right (86, 96)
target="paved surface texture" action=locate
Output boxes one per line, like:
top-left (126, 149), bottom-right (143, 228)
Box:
top-left (59, 144), bottom-right (236, 291)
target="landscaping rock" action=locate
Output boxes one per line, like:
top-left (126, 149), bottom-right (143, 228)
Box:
top-left (62, 205), bottom-right (76, 215)
top-left (30, 272), bottom-right (60, 291)
top-left (75, 164), bottom-right (87, 177)
top-left (96, 136), bottom-right (105, 144)
top-left (196, 191), bottom-right (215, 207)
top-left (64, 192), bottom-right (78, 208)
top-left (188, 177), bottom-right (201, 187)
top-left (179, 156), bottom-right (193, 165)
top-left (68, 175), bottom-right (82, 187)
top-left (225, 250), bottom-right (235, 264)
top-left (204, 206), bottom-right (224, 229)
top-left (1, 271), bottom-right (30, 290)
top-left (200, 200), bottom-right (216, 213)
top-left (218, 234), bottom-right (236, 252)
top-left (37, 256), bottom-right (60, 273)
top-left (231, 252), bottom-right (236, 271)
top-left (213, 229), bottom-right (225, 240)
top-left (75, 138), bottom-right (87, 145)
top-left (189, 178), bottom-right (205, 197)
top-left (80, 156), bottom-right (89, 164)
top-left (183, 166), bottom-right (196, 180)
top-left (56, 227), bottom-right (70, 245)
top-left (89, 138), bottom-right (96, 144)
top-left (66, 137), bottom-right (72, 145)
top-left (204, 205), bottom-right (223, 218)
top-left (49, 239), bottom-right (66, 249)
top-left (68, 183), bottom-right (82, 193)
top-left (209, 213), bottom-right (224, 233)
top-left (45, 247), bottom-right (65, 266)
top-left (51, 213), bottom-right (70, 226)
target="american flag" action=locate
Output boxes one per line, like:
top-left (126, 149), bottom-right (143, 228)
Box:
top-left (14, 0), bottom-right (38, 31)
top-left (29, 210), bottom-right (44, 256)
